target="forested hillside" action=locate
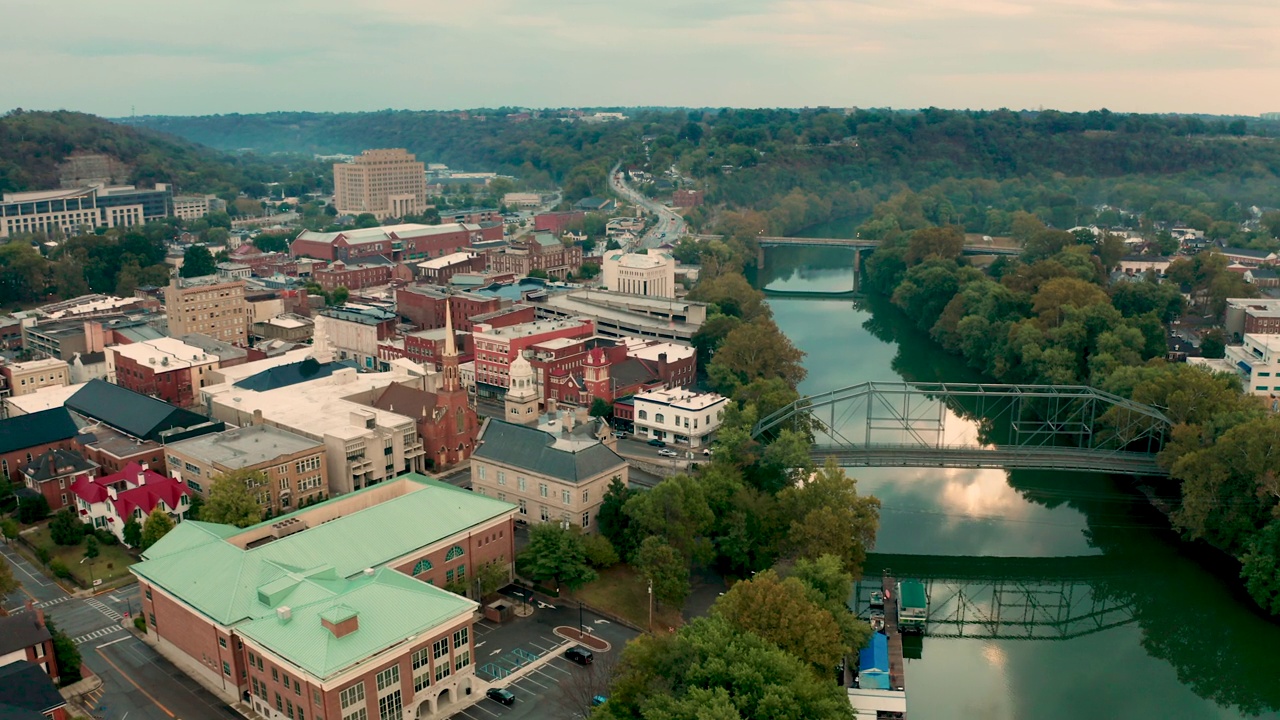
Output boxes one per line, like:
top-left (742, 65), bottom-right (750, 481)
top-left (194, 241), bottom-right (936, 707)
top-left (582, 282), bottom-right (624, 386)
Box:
top-left (0, 110), bottom-right (328, 196)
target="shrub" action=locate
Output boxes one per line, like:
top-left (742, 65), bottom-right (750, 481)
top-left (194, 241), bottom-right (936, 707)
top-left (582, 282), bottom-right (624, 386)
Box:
top-left (582, 533), bottom-right (620, 569)
top-left (133, 616), bottom-right (147, 633)
top-left (94, 528), bottom-right (119, 545)
top-left (35, 546), bottom-right (51, 564)
top-left (48, 559), bottom-right (72, 579)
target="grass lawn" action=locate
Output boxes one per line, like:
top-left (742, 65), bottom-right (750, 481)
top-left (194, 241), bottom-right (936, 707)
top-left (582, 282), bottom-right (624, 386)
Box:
top-left (26, 527), bottom-right (138, 587)
top-left (571, 565), bottom-right (684, 632)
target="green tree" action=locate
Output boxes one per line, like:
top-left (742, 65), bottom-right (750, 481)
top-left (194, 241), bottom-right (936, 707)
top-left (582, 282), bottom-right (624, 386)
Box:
top-left (122, 519), bottom-right (143, 548)
top-left (253, 234), bottom-right (289, 253)
top-left (596, 615), bottom-right (854, 720)
top-left (1201, 329), bottom-right (1227, 359)
top-left (180, 244), bottom-right (217, 278)
top-left (201, 469), bottom-right (265, 527)
top-left (905, 225), bottom-right (965, 265)
top-left (84, 534), bottom-right (99, 562)
top-left (0, 555), bottom-right (17, 597)
top-left (49, 509), bottom-right (86, 546)
top-left (474, 559), bottom-right (511, 599)
top-left (518, 523), bottom-right (596, 591)
top-left (779, 459), bottom-right (881, 575)
top-left (1242, 519), bottom-right (1280, 615)
top-left (635, 536), bottom-right (690, 608)
top-left (712, 570), bottom-right (845, 670)
top-left (578, 262), bottom-right (600, 279)
top-left (141, 508), bottom-right (175, 551)
top-left (589, 397), bottom-right (613, 418)
top-left (597, 477), bottom-right (638, 560)
top-left (581, 532), bottom-right (619, 568)
top-left (707, 319), bottom-right (806, 395)
top-left (17, 493), bottom-right (50, 524)
top-left (329, 286), bottom-right (350, 306)
top-left (1, 517), bottom-right (18, 541)
top-left (47, 617), bottom-right (82, 684)
top-left (354, 213), bottom-right (381, 228)
top-left (624, 474), bottom-right (714, 565)
top-left (527, 268), bottom-right (550, 279)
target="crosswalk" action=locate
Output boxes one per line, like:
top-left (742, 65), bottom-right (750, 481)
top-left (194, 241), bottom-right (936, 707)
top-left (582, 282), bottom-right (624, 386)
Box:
top-left (86, 598), bottom-right (123, 622)
top-left (73, 625), bottom-right (123, 645)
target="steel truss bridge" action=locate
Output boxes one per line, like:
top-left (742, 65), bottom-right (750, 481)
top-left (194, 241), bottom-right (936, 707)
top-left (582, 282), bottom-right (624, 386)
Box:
top-left (751, 382), bottom-right (1171, 476)
top-left (855, 554), bottom-right (1136, 641)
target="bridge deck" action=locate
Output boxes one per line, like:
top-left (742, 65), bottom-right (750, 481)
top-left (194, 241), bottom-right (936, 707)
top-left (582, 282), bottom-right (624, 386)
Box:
top-left (758, 236), bottom-right (1022, 256)
top-left (813, 444), bottom-right (1166, 476)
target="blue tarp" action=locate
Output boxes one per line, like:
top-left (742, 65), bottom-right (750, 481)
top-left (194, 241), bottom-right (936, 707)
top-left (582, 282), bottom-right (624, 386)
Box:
top-left (858, 632), bottom-right (890, 689)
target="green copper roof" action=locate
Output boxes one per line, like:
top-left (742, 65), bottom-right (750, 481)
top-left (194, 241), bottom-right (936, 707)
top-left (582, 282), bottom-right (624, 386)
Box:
top-left (237, 568), bottom-right (473, 679)
top-left (132, 475), bottom-right (513, 628)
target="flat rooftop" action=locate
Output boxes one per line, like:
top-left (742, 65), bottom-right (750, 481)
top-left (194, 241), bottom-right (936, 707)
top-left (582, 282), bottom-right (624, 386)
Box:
top-left (167, 425), bottom-right (322, 469)
top-left (635, 387), bottom-right (726, 411)
top-left (474, 317), bottom-right (591, 340)
top-left (110, 337), bottom-right (218, 371)
top-left (2, 383), bottom-right (86, 416)
top-left (624, 338), bottom-right (696, 362)
top-left (417, 252), bottom-right (477, 270)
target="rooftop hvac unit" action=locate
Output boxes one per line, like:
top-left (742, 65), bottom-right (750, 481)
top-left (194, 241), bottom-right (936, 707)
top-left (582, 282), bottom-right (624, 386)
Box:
top-left (270, 516), bottom-right (307, 539)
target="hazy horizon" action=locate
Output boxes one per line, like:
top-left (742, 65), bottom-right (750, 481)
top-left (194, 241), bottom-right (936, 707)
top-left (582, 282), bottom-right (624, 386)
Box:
top-left (5, 0), bottom-right (1278, 117)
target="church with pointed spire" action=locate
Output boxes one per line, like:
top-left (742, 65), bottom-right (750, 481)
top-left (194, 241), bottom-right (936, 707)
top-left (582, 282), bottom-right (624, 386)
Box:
top-left (369, 297), bottom-right (479, 470)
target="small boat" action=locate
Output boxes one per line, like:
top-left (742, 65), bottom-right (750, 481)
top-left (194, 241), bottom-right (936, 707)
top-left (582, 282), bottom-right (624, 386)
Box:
top-left (869, 590), bottom-right (884, 608)
top-left (869, 609), bottom-right (886, 633)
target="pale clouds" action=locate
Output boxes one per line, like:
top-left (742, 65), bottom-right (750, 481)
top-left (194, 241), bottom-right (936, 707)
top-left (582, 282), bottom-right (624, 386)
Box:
top-left (2, 0), bottom-right (1275, 115)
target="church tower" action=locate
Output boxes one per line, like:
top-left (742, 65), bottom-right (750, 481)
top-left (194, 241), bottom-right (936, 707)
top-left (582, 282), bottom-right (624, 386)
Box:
top-left (583, 347), bottom-right (611, 402)
top-left (433, 296), bottom-right (478, 466)
top-left (505, 353), bottom-right (540, 425)
top-left (441, 297), bottom-right (460, 392)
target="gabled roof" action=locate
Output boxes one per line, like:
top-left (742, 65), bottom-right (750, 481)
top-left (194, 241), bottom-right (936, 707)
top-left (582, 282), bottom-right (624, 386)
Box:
top-left (21, 448), bottom-right (95, 483)
top-left (474, 419), bottom-right (625, 484)
top-left (371, 383), bottom-right (438, 422)
top-left (113, 467), bottom-right (194, 519)
top-left (0, 662), bottom-right (65, 718)
top-left (0, 615), bottom-right (51, 657)
top-left (0, 407), bottom-right (80, 455)
top-left (236, 568), bottom-right (473, 679)
top-left (66, 379), bottom-right (209, 441)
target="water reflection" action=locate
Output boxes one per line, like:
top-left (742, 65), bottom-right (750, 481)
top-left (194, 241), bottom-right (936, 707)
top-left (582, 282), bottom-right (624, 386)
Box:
top-left (765, 246), bottom-right (1280, 719)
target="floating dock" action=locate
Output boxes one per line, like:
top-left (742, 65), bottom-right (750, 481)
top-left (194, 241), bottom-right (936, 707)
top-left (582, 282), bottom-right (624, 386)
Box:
top-left (847, 574), bottom-right (908, 719)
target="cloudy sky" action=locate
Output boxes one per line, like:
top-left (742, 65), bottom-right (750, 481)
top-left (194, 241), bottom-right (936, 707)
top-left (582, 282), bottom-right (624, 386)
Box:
top-left (5, 0), bottom-right (1277, 116)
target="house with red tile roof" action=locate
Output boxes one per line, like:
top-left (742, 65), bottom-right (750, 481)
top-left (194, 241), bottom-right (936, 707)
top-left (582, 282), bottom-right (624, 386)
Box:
top-left (69, 462), bottom-right (194, 546)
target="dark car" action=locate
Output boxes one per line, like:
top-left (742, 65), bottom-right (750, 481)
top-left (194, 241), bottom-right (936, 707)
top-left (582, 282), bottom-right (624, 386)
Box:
top-left (486, 688), bottom-right (516, 706)
top-left (647, 438), bottom-right (666, 448)
top-left (565, 645), bottom-right (595, 665)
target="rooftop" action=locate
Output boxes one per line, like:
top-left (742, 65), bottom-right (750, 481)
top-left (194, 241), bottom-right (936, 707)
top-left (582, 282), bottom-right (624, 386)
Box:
top-left (635, 387), bottom-right (726, 411)
top-left (623, 338), bottom-right (696, 363)
top-left (1, 357), bottom-right (68, 373)
top-left (1, 382), bottom-right (86, 416)
top-left (178, 333), bottom-right (249, 362)
top-left (0, 407), bottom-right (82, 455)
top-left (417, 252), bottom-right (479, 270)
top-left (132, 475), bottom-right (508, 629)
top-left (295, 223), bottom-right (474, 246)
top-left (0, 661), bottom-right (65, 719)
top-left (475, 418), bottom-right (624, 483)
top-left (67, 379), bottom-right (211, 442)
top-left (606, 251), bottom-right (673, 269)
top-left (0, 614), bottom-right (51, 657)
top-left (474, 317), bottom-right (591, 341)
top-left (109, 337), bottom-right (218, 372)
top-left (167, 425), bottom-right (323, 470)
top-left (22, 448), bottom-right (95, 482)
top-left (321, 306), bottom-right (397, 325)
top-left (233, 357), bottom-right (358, 393)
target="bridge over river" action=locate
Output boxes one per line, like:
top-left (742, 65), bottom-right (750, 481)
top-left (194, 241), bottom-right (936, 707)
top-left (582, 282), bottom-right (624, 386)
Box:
top-left (752, 381), bottom-right (1171, 476)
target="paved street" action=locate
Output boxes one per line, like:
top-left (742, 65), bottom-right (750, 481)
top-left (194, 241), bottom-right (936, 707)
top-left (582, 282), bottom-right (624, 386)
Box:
top-left (608, 162), bottom-right (686, 251)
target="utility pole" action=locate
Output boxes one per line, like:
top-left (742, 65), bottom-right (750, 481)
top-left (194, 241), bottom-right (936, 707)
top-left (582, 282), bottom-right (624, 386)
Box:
top-left (647, 579), bottom-right (653, 633)
top-left (579, 599), bottom-right (584, 636)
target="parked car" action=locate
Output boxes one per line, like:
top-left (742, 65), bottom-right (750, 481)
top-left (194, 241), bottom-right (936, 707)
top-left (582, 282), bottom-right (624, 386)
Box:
top-left (647, 438), bottom-right (666, 447)
top-left (486, 688), bottom-right (516, 706)
top-left (658, 448), bottom-right (678, 457)
top-left (613, 431), bottom-right (628, 438)
top-left (565, 646), bottom-right (595, 665)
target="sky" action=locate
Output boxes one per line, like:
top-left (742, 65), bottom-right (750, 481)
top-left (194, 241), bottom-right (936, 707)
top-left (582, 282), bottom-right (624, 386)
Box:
top-left (5, 0), bottom-right (1278, 117)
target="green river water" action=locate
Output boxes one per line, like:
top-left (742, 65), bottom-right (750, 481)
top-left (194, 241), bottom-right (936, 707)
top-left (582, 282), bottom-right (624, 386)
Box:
top-left (760, 242), bottom-right (1280, 720)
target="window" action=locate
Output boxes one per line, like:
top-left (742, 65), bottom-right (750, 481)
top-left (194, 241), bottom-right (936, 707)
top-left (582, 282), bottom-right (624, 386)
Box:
top-left (433, 637), bottom-right (449, 660)
top-left (283, 675), bottom-right (291, 690)
top-left (412, 558), bottom-right (432, 575)
top-left (582, 490), bottom-right (589, 503)
top-left (497, 470), bottom-right (506, 485)
top-left (376, 665), bottom-right (399, 692)
top-left (446, 569), bottom-right (454, 583)
top-left (655, 413), bottom-right (665, 423)
top-left (453, 627), bottom-right (468, 650)
top-left (223, 661), bottom-right (232, 676)
top-left (445, 545), bottom-right (464, 561)
top-left (638, 410), bottom-right (647, 420)
top-left (314, 689), bottom-right (322, 706)
top-left (299, 708), bottom-right (305, 720)
top-left (518, 499), bottom-right (527, 515)
top-left (517, 476), bottom-right (526, 491)
top-left (561, 490), bottom-right (571, 505)
top-left (582, 511), bottom-right (591, 527)
top-left (273, 668), bottom-right (279, 682)
top-left (434, 662), bottom-right (451, 682)
top-left (252, 678), bottom-right (261, 698)
top-left (279, 478), bottom-right (291, 491)
top-left (257, 656), bottom-right (264, 671)
top-left (277, 694), bottom-right (284, 712)
top-left (219, 637), bottom-right (227, 648)
top-left (477, 466), bottom-right (486, 481)
top-left (146, 588), bottom-right (152, 600)
top-left (411, 648), bottom-right (431, 692)
top-left (288, 700), bottom-right (295, 719)
top-left (456, 565), bottom-right (465, 582)
top-left (540, 505), bottom-right (549, 522)
top-left (377, 692), bottom-right (402, 720)
top-left (339, 682), bottom-right (365, 710)
top-left (497, 492), bottom-right (506, 502)
top-left (539, 483), bottom-right (548, 498)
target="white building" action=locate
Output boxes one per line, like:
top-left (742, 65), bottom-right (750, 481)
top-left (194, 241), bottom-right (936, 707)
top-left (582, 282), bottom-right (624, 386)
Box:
top-left (172, 194), bottom-right (224, 221)
top-left (69, 463), bottom-right (194, 546)
top-left (602, 251), bottom-right (676, 298)
top-left (503, 193), bottom-right (541, 208)
top-left (316, 306), bottom-right (398, 371)
top-left (199, 350), bottom-right (433, 495)
top-left (1216, 334), bottom-right (1280, 396)
top-left (105, 336), bottom-right (220, 390)
top-left (632, 387), bottom-right (727, 448)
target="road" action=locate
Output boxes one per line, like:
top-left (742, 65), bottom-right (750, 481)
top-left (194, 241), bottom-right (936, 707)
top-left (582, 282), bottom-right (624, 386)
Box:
top-left (2, 541), bottom-right (235, 720)
top-left (607, 162), bottom-right (685, 250)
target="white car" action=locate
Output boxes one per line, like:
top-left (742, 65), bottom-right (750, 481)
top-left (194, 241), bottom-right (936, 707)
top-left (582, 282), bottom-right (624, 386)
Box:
top-left (657, 448), bottom-right (679, 458)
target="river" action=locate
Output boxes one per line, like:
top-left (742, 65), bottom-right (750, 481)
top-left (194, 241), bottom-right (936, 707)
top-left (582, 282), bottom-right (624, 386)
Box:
top-left (761, 244), bottom-right (1280, 720)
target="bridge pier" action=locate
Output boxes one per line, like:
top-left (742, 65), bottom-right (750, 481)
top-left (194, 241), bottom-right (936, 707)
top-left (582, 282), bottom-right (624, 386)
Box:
top-left (853, 248), bottom-right (861, 293)
top-left (757, 244), bottom-right (766, 270)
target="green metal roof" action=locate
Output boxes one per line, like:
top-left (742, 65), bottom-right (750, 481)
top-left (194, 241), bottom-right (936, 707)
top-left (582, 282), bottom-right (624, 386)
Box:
top-left (132, 475), bottom-right (513, 629)
top-left (898, 580), bottom-right (928, 609)
top-left (237, 568), bottom-right (473, 679)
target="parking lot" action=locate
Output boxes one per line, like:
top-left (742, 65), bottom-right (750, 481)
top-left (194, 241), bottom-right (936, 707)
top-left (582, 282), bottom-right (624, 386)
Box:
top-left (446, 588), bottom-right (638, 720)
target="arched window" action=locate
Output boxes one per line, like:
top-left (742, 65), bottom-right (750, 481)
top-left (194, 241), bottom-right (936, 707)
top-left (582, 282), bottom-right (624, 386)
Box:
top-left (445, 546), bottom-right (465, 562)
top-left (655, 413), bottom-right (665, 423)
top-left (413, 558), bottom-right (433, 575)
top-left (638, 410), bottom-right (647, 420)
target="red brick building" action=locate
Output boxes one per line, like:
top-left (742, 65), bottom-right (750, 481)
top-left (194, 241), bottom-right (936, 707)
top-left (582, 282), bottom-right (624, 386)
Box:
top-left (485, 233), bottom-right (583, 280)
top-left (533, 211), bottom-right (585, 235)
top-left (291, 223), bottom-right (482, 263)
top-left (131, 476), bottom-right (517, 718)
top-left (673, 189), bottom-right (704, 207)
top-left (537, 337), bottom-right (698, 407)
top-left (439, 208), bottom-right (502, 225)
top-left (313, 260), bottom-right (395, 292)
top-left (21, 448), bottom-right (98, 512)
top-left (0, 408), bottom-right (83, 486)
top-left (472, 318), bottom-right (595, 391)
top-left (0, 605), bottom-right (60, 682)
top-left (108, 337), bottom-right (220, 409)
top-left (396, 286), bottom-right (507, 331)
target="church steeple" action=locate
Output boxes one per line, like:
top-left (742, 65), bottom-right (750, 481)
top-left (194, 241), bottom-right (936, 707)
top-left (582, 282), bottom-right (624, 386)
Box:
top-left (441, 296), bottom-right (460, 392)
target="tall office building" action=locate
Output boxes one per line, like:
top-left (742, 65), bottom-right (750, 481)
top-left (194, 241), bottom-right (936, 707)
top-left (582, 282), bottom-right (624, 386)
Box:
top-left (165, 276), bottom-right (248, 344)
top-left (332, 149), bottom-right (427, 220)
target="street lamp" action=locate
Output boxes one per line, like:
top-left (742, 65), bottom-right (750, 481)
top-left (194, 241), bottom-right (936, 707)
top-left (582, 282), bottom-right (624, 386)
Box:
top-left (647, 579), bottom-right (653, 633)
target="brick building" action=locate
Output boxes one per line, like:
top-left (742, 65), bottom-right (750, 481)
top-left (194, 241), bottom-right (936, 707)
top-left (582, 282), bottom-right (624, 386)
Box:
top-left (485, 233), bottom-right (583, 280)
top-left (21, 448), bottom-right (98, 512)
top-left (439, 208), bottom-right (502, 225)
top-left (415, 252), bottom-right (487, 285)
top-left (540, 337), bottom-right (697, 407)
top-left (533, 211), bottom-right (585, 235)
top-left (1226, 298), bottom-right (1280, 339)
top-left (472, 318), bottom-right (595, 393)
top-left (165, 425), bottom-right (328, 514)
top-left (0, 358), bottom-right (70, 397)
top-left (313, 260), bottom-right (395, 292)
top-left (332, 149), bottom-right (427, 219)
top-left (0, 661), bottom-right (68, 720)
top-left (131, 476), bottom-right (517, 718)
top-left (108, 337), bottom-right (221, 408)
top-left (0, 408), bottom-right (82, 486)
top-left (395, 286), bottom-right (508, 331)
top-left (291, 223), bottom-right (482, 263)
top-left (0, 607), bottom-right (59, 683)
top-left (165, 276), bottom-right (249, 345)
top-left (672, 189), bottom-right (704, 207)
